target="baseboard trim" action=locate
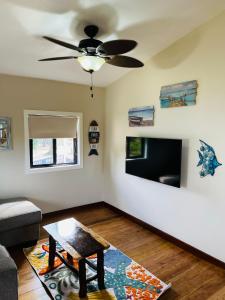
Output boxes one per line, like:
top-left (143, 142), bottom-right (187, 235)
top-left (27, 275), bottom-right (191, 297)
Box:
top-left (43, 201), bottom-right (104, 218)
top-left (102, 202), bottom-right (225, 270)
top-left (43, 201), bottom-right (225, 269)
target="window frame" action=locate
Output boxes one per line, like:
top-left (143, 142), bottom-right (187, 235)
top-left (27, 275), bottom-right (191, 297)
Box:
top-left (24, 110), bottom-right (83, 174)
top-left (29, 138), bottom-right (77, 168)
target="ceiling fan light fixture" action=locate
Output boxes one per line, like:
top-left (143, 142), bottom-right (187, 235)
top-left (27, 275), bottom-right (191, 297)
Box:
top-left (77, 55), bottom-right (105, 72)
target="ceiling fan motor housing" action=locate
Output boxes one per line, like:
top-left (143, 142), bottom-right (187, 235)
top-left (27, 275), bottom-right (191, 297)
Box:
top-left (79, 39), bottom-right (103, 54)
top-left (84, 25), bottom-right (99, 38)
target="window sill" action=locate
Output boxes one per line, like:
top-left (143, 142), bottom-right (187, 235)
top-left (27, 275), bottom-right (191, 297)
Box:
top-left (25, 163), bottom-right (83, 175)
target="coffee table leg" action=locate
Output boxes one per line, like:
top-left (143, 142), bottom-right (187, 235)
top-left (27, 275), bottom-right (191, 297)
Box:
top-left (78, 258), bottom-right (87, 298)
top-left (67, 252), bottom-right (73, 265)
top-left (97, 250), bottom-right (105, 290)
top-left (48, 235), bottom-right (56, 269)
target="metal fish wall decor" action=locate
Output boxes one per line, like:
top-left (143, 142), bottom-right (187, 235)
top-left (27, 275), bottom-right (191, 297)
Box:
top-left (88, 120), bottom-right (100, 156)
top-left (197, 140), bottom-right (222, 177)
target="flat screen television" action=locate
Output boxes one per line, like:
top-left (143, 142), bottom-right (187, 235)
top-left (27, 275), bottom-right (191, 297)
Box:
top-left (126, 137), bottom-right (182, 188)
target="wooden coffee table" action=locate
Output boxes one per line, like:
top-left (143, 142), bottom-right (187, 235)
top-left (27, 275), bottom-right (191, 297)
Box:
top-left (43, 218), bottom-right (110, 298)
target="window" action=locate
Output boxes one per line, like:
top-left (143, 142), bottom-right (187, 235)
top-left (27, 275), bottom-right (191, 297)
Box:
top-left (32, 138), bottom-right (54, 166)
top-left (24, 110), bottom-right (83, 173)
top-left (30, 138), bottom-right (77, 168)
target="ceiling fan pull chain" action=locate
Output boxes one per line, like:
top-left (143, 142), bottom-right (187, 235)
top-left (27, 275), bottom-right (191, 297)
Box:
top-left (90, 71), bottom-right (94, 100)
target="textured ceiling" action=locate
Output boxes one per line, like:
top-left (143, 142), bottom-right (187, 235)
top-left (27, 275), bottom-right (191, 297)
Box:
top-left (0, 0), bottom-right (225, 86)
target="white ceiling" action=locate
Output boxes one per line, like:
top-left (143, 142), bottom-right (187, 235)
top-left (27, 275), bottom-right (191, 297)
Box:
top-left (1, 0), bottom-right (225, 87)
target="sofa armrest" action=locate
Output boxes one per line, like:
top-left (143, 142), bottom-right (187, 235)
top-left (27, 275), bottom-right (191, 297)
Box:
top-left (0, 256), bottom-right (17, 273)
top-left (0, 257), bottom-right (18, 300)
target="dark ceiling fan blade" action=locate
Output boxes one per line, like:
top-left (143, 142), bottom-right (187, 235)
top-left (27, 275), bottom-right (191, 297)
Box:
top-left (43, 36), bottom-right (82, 52)
top-left (38, 56), bottom-right (78, 61)
top-left (97, 39), bottom-right (137, 55)
top-left (106, 55), bottom-right (144, 68)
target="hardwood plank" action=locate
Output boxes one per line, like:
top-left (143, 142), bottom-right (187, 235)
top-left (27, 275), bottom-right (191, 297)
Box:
top-left (19, 287), bottom-right (50, 300)
top-left (207, 285), bottom-right (225, 300)
top-left (9, 205), bottom-right (225, 299)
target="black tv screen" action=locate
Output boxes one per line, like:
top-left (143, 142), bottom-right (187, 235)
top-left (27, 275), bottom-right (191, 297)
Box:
top-left (126, 137), bottom-right (182, 188)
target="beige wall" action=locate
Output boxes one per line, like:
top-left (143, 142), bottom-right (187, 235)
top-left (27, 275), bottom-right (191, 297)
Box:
top-left (0, 75), bottom-right (105, 213)
top-left (104, 12), bottom-right (225, 261)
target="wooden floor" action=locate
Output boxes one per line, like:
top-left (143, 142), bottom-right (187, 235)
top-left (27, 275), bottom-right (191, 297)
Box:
top-left (9, 205), bottom-right (225, 300)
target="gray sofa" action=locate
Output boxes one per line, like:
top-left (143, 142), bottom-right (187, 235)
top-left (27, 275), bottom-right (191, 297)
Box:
top-left (0, 197), bottom-right (42, 300)
top-left (0, 197), bottom-right (42, 247)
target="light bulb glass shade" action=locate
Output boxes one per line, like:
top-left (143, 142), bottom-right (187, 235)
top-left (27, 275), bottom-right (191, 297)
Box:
top-left (78, 55), bottom-right (105, 72)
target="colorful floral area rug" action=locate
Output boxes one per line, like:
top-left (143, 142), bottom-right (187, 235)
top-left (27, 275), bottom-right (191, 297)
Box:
top-left (24, 239), bottom-right (171, 300)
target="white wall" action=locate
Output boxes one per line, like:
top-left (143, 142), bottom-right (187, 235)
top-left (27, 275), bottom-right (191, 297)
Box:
top-left (104, 12), bottom-right (225, 262)
top-left (0, 75), bottom-right (105, 213)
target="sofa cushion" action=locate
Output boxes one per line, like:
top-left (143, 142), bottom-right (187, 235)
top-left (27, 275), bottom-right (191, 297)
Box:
top-left (0, 200), bottom-right (42, 233)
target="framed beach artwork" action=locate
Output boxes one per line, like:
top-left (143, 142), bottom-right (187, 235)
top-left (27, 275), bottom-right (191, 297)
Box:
top-left (160, 80), bottom-right (197, 108)
top-left (128, 106), bottom-right (154, 127)
top-left (0, 117), bottom-right (12, 150)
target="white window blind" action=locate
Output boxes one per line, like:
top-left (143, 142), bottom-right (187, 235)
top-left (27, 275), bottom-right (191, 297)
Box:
top-left (28, 115), bottom-right (77, 139)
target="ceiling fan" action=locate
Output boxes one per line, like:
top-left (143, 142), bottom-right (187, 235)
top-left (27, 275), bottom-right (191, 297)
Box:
top-left (38, 25), bottom-right (144, 73)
